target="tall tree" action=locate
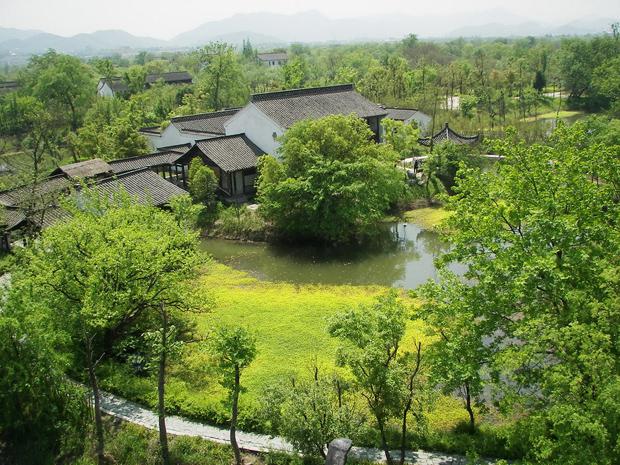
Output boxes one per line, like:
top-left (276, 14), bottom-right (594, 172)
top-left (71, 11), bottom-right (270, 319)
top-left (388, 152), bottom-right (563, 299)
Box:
top-left (209, 326), bottom-right (257, 465)
top-left (194, 42), bottom-right (248, 111)
top-left (258, 114), bottom-right (404, 243)
top-left (430, 124), bottom-right (620, 464)
top-left (23, 50), bottom-right (94, 133)
top-left (328, 291), bottom-right (426, 465)
top-left (21, 191), bottom-right (201, 465)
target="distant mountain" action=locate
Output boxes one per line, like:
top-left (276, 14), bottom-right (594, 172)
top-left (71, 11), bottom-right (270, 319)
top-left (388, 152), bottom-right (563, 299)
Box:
top-left (0, 26), bottom-right (43, 43)
top-left (0, 29), bottom-right (166, 54)
top-left (171, 10), bottom-right (617, 46)
top-left (0, 11), bottom-right (617, 57)
top-left (448, 17), bottom-right (617, 38)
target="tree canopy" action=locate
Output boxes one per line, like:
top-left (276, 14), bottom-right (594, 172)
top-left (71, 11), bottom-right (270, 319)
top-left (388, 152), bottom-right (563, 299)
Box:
top-left (257, 114), bottom-right (404, 243)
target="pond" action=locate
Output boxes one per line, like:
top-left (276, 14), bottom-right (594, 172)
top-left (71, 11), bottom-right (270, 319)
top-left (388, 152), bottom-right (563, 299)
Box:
top-left (200, 222), bottom-right (466, 289)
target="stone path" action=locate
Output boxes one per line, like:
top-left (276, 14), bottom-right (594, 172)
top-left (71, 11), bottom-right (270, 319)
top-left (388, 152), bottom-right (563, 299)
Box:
top-left (100, 390), bottom-right (481, 464)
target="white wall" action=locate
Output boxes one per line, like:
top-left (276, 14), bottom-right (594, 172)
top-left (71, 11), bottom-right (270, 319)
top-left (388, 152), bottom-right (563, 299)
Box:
top-left (224, 103), bottom-right (285, 156)
top-left (408, 112), bottom-right (432, 134)
top-left (97, 81), bottom-right (114, 97)
top-left (146, 124), bottom-right (203, 150)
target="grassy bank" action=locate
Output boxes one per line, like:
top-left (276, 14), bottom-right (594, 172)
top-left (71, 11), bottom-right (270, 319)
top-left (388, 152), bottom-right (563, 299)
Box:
top-left (99, 260), bottom-right (518, 459)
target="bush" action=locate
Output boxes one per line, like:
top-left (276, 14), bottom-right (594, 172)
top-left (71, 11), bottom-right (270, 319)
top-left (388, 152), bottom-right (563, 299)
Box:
top-left (212, 205), bottom-right (267, 241)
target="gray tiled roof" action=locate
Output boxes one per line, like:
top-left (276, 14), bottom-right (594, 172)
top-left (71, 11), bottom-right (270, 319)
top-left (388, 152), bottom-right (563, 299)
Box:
top-left (92, 169), bottom-right (188, 206)
top-left (145, 71), bottom-right (192, 85)
top-left (108, 151), bottom-right (185, 174)
top-left (250, 84), bottom-right (387, 129)
top-left (101, 77), bottom-right (129, 94)
top-left (171, 109), bottom-right (240, 135)
top-left (383, 108), bottom-right (421, 121)
top-left (51, 158), bottom-right (113, 179)
top-left (188, 135), bottom-right (264, 172)
top-left (0, 176), bottom-right (72, 208)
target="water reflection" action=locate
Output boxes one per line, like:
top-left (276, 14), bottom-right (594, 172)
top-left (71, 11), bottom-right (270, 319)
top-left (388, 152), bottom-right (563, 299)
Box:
top-left (200, 222), bottom-right (464, 289)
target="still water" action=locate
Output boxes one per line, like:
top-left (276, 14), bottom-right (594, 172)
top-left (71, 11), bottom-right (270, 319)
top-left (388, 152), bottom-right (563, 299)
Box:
top-left (200, 222), bottom-right (466, 289)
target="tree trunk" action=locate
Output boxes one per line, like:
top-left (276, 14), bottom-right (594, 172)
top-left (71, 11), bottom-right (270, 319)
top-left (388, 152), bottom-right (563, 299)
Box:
top-left (158, 305), bottom-right (171, 465)
top-left (464, 382), bottom-right (475, 433)
top-left (378, 419), bottom-right (394, 465)
top-left (231, 365), bottom-right (242, 465)
top-left (87, 338), bottom-right (105, 465)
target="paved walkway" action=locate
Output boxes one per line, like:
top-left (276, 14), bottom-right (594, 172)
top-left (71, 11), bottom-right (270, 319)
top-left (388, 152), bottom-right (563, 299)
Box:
top-left (100, 390), bottom-right (481, 464)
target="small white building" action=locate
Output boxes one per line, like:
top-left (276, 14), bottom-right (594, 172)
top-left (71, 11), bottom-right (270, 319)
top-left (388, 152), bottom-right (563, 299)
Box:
top-left (382, 107), bottom-right (432, 133)
top-left (257, 52), bottom-right (288, 67)
top-left (224, 84), bottom-right (387, 156)
top-left (140, 109), bottom-right (240, 150)
top-left (97, 77), bottom-right (129, 97)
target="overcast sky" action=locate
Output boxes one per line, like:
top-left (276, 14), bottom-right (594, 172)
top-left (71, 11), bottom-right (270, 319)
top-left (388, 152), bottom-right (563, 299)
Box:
top-left (2, 0), bottom-right (619, 39)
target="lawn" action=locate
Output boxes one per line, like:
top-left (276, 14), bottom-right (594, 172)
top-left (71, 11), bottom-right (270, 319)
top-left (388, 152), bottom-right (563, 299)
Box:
top-left (99, 260), bottom-right (519, 459)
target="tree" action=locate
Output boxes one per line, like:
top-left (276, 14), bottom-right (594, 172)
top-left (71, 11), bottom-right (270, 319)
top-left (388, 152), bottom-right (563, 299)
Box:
top-left (20, 191), bottom-right (202, 465)
top-left (282, 56), bottom-right (308, 90)
top-left (592, 57), bottom-right (620, 115)
top-left (23, 50), bottom-right (94, 133)
top-left (0, 280), bottom-right (88, 464)
top-left (263, 367), bottom-right (363, 459)
top-left (382, 118), bottom-right (423, 159)
top-left (424, 141), bottom-right (480, 196)
top-left (258, 115), bottom-right (404, 243)
top-left (328, 291), bottom-right (426, 465)
top-left (188, 158), bottom-right (219, 226)
top-left (193, 42), bottom-right (248, 111)
top-left (143, 304), bottom-right (185, 465)
top-left (417, 272), bottom-right (488, 431)
top-left (209, 326), bottom-right (257, 465)
top-left (533, 70), bottom-right (546, 93)
top-left (124, 65), bottom-right (147, 95)
top-left (430, 124), bottom-right (620, 464)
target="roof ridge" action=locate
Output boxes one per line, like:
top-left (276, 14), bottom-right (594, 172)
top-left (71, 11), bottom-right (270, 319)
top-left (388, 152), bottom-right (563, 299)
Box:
top-left (170, 108), bottom-right (240, 123)
top-left (94, 167), bottom-right (153, 184)
top-left (251, 84), bottom-right (355, 102)
top-left (107, 151), bottom-right (179, 164)
top-left (195, 133), bottom-right (249, 143)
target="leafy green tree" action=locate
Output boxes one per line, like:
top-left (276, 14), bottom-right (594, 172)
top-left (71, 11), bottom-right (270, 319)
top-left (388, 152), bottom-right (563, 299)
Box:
top-left (193, 42), bottom-right (248, 111)
top-left (382, 118), bottom-right (423, 159)
top-left (282, 56), bottom-right (308, 90)
top-left (431, 124), bottom-right (620, 464)
top-left (592, 57), bottom-right (620, 115)
top-left (262, 367), bottom-right (362, 459)
top-left (328, 291), bottom-right (426, 465)
top-left (23, 50), bottom-right (94, 132)
top-left (417, 272), bottom-right (488, 432)
top-left (124, 65), bottom-right (147, 95)
top-left (258, 114), bottom-right (403, 243)
top-left (533, 70), bottom-right (546, 93)
top-left (209, 326), bottom-right (257, 465)
top-left (20, 191), bottom-right (202, 465)
top-left (425, 141), bottom-right (480, 196)
top-left (0, 282), bottom-right (88, 465)
top-left (188, 158), bottom-right (219, 226)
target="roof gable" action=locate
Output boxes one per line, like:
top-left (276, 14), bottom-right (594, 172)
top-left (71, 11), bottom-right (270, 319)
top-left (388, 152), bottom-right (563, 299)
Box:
top-left (51, 158), bottom-right (113, 179)
top-left (171, 109), bottom-right (240, 135)
top-left (183, 135), bottom-right (264, 172)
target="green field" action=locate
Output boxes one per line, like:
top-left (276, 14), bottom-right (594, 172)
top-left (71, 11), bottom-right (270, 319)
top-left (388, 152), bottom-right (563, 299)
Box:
top-left (99, 259), bottom-right (515, 457)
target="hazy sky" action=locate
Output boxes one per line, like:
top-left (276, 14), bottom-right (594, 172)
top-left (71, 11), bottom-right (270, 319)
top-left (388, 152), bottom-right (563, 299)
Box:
top-left (2, 0), bottom-right (619, 39)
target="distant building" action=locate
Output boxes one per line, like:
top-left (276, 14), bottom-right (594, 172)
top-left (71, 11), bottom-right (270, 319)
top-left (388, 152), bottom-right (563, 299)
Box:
top-left (0, 81), bottom-right (20, 95)
top-left (257, 52), bottom-right (288, 67)
top-left (140, 109), bottom-right (240, 150)
top-left (97, 71), bottom-right (193, 97)
top-left (382, 107), bottom-right (432, 133)
top-left (97, 77), bottom-right (129, 97)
